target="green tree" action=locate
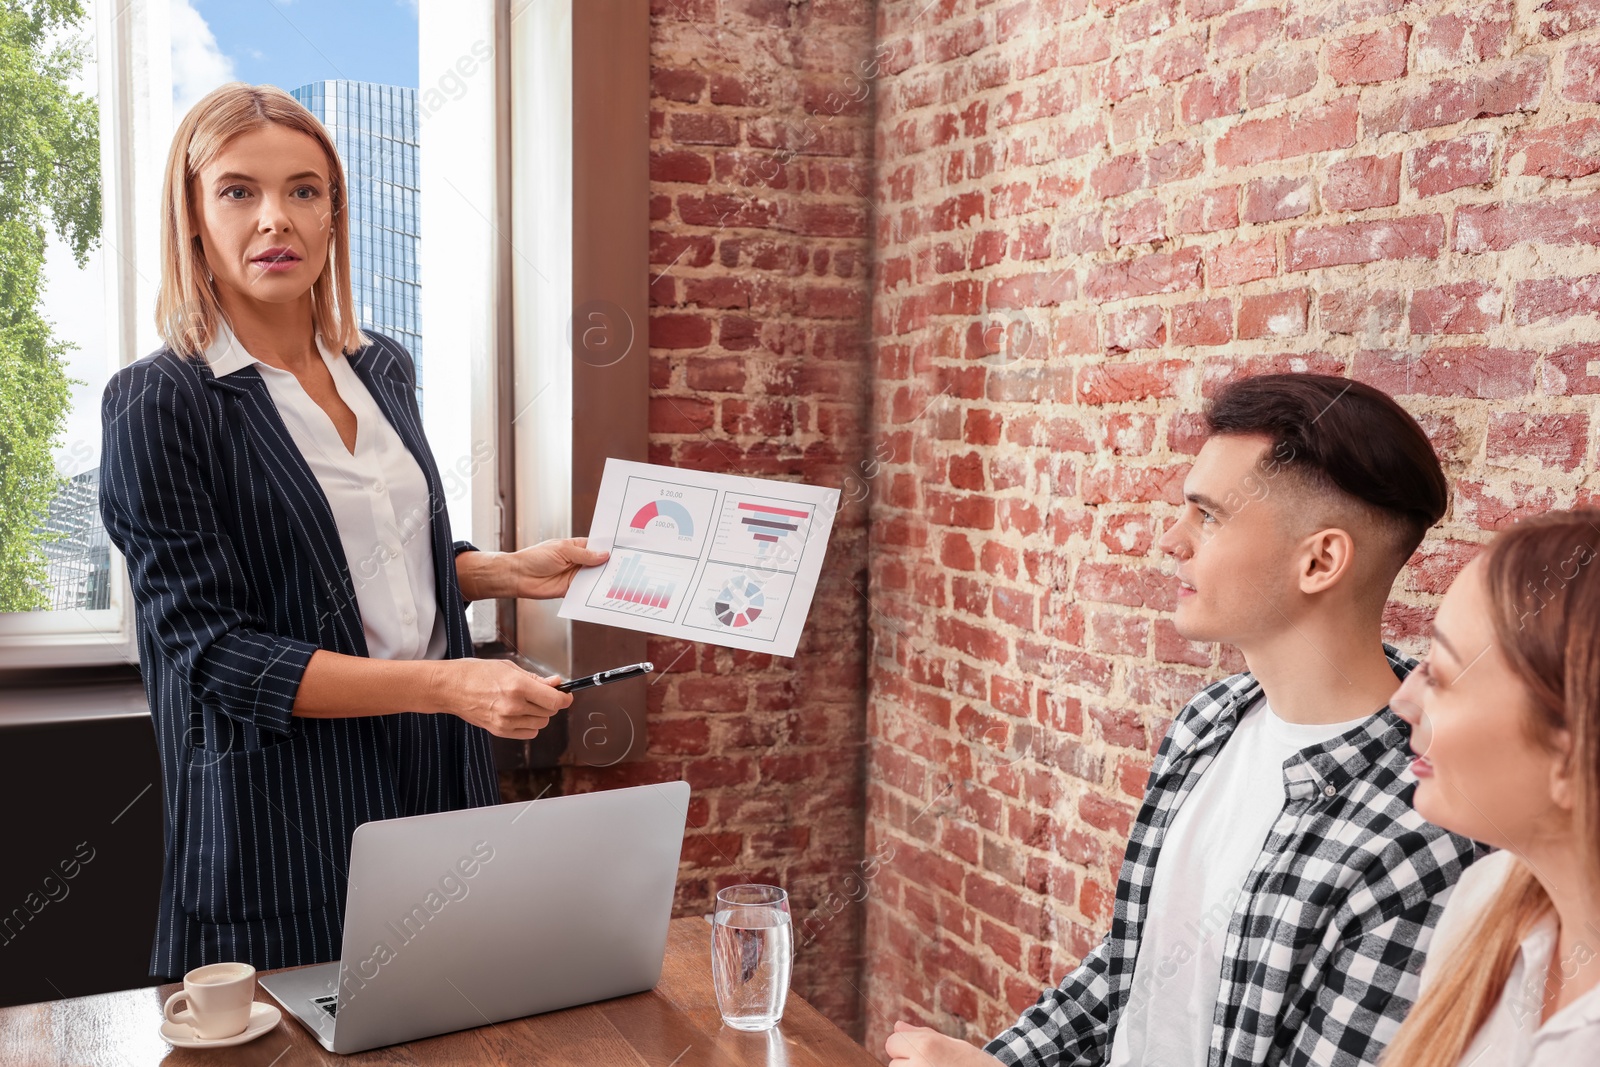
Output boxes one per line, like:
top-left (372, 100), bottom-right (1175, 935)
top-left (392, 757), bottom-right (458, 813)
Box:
top-left (0, 0), bottom-right (100, 612)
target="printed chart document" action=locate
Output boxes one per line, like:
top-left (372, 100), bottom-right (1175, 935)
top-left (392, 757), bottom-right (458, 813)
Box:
top-left (558, 459), bottom-right (841, 657)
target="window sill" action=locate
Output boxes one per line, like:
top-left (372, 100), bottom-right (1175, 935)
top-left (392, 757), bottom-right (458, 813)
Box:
top-left (1, 666), bottom-right (147, 727)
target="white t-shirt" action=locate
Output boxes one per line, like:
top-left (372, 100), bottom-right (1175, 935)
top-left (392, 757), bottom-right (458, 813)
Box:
top-left (204, 321), bottom-right (447, 661)
top-left (1108, 697), bottom-right (1369, 1067)
top-left (1420, 849), bottom-right (1600, 1066)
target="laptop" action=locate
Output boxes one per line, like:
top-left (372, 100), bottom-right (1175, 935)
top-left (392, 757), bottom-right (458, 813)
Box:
top-left (260, 780), bottom-right (690, 1054)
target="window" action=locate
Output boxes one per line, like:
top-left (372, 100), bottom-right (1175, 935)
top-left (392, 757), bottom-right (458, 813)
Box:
top-left (0, 0), bottom-right (155, 668)
top-left (4, 0), bottom-right (652, 764)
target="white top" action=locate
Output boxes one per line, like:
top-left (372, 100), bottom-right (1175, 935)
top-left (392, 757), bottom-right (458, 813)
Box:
top-left (204, 321), bottom-right (446, 661)
top-left (1420, 849), bottom-right (1600, 1066)
top-left (1109, 697), bottom-right (1370, 1067)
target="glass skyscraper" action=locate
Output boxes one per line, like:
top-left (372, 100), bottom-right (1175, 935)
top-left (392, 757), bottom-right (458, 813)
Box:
top-left (290, 81), bottom-right (423, 398)
top-left (39, 469), bottom-right (110, 612)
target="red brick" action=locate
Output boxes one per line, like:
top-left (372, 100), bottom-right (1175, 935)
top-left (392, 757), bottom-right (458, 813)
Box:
top-left (707, 71), bottom-right (768, 108)
top-left (1238, 288), bottom-right (1310, 339)
top-left (1351, 346), bottom-right (1538, 399)
top-left (1105, 198), bottom-right (1165, 247)
top-left (1110, 91), bottom-right (1174, 147)
top-left (1544, 346), bottom-right (1600, 395)
top-left (651, 67), bottom-right (706, 103)
top-left (1322, 154), bottom-right (1401, 212)
top-left (1514, 275), bottom-right (1600, 326)
top-left (1091, 141), bottom-right (1204, 197)
top-left (1285, 216), bottom-right (1445, 272)
top-left (1408, 133), bottom-right (1497, 197)
top-left (650, 312), bottom-right (714, 348)
top-left (1328, 24), bottom-right (1410, 86)
top-left (1540, 0), bottom-right (1600, 39)
top-left (1074, 562), bottom-right (1176, 610)
top-left (1415, 5), bottom-right (1512, 69)
top-left (685, 356), bottom-right (747, 392)
top-left (1076, 360), bottom-right (1186, 404)
top-left (1106, 306), bottom-right (1166, 351)
top-left (1180, 69), bottom-right (1240, 124)
top-left (1118, 0), bottom-right (1180, 43)
top-left (1245, 49), bottom-right (1318, 109)
top-left (1410, 282), bottom-right (1504, 335)
top-left (1455, 479), bottom-right (1558, 530)
top-left (1486, 412), bottom-right (1590, 472)
top-left (1507, 119), bottom-right (1600, 179)
top-left (651, 149), bottom-right (713, 184)
top-left (1085, 247), bottom-right (1202, 302)
top-left (1320, 288), bottom-right (1405, 336)
top-left (1565, 43), bottom-right (1600, 102)
top-left (936, 616), bottom-right (1009, 663)
top-left (1407, 539), bottom-right (1484, 595)
top-left (1456, 196), bottom-right (1600, 252)
top-left (1286, 0), bottom-right (1402, 40)
top-left (1242, 176), bottom-right (1313, 223)
top-left (1173, 185), bottom-right (1239, 234)
top-left (1362, 61), bottom-right (1547, 135)
top-left (669, 111), bottom-right (738, 145)
top-left (1172, 298), bottom-right (1233, 346)
top-left (1205, 237), bottom-right (1277, 287)
top-left (986, 270), bottom-right (1076, 309)
top-left (1215, 96), bottom-right (1358, 168)
top-left (1214, 7), bottom-right (1283, 61)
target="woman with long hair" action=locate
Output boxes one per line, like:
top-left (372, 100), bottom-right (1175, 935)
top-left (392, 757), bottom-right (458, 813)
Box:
top-left (99, 83), bottom-right (603, 978)
top-left (1385, 509), bottom-right (1600, 1064)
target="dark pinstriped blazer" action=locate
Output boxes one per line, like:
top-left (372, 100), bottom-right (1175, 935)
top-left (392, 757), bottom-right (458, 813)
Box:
top-left (99, 329), bottom-right (497, 981)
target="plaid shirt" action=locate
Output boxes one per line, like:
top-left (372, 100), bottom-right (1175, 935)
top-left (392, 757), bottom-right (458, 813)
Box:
top-left (985, 644), bottom-right (1482, 1067)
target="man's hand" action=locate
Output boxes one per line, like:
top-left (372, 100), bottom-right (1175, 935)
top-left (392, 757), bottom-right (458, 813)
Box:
top-left (456, 539), bottom-right (609, 602)
top-left (885, 1021), bottom-right (1004, 1067)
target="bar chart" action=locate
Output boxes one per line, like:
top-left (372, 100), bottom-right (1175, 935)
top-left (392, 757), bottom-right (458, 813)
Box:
top-left (711, 494), bottom-right (815, 573)
top-left (587, 550), bottom-right (700, 619)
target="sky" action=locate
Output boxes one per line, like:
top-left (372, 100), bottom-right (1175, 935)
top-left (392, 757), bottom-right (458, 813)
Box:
top-left (44, 0), bottom-right (420, 471)
top-left (189, 0), bottom-right (420, 104)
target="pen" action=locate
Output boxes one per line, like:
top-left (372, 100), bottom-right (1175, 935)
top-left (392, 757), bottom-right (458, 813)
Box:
top-left (554, 661), bottom-right (655, 693)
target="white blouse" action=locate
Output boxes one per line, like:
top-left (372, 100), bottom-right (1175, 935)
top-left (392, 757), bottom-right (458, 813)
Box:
top-left (1419, 849), bottom-right (1600, 1066)
top-left (203, 321), bottom-right (446, 661)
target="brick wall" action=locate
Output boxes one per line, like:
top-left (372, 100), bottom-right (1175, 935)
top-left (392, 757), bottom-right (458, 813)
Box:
top-left (554, 0), bottom-right (878, 1038)
top-left (862, 0), bottom-right (1600, 1055)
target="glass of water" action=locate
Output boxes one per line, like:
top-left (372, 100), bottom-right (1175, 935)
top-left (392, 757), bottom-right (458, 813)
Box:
top-left (711, 884), bottom-right (793, 1031)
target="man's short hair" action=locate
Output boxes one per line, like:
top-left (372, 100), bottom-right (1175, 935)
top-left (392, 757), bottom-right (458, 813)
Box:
top-left (1203, 373), bottom-right (1449, 566)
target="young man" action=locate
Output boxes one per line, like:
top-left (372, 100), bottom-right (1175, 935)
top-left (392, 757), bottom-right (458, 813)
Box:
top-left (886, 373), bottom-right (1481, 1067)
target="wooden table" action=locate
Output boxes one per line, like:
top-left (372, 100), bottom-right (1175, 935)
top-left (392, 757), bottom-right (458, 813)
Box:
top-left (0, 917), bottom-right (882, 1066)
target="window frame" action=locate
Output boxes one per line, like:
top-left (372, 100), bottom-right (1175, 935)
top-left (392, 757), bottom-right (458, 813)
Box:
top-left (0, 0), bottom-right (171, 670)
top-left (422, 0), bottom-right (649, 763)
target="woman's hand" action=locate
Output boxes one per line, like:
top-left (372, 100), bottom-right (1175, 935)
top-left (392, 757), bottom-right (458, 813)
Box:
top-left (431, 658), bottom-right (572, 739)
top-left (505, 537), bottom-right (608, 599)
top-left (456, 539), bottom-right (609, 602)
top-left (884, 1023), bottom-right (1004, 1067)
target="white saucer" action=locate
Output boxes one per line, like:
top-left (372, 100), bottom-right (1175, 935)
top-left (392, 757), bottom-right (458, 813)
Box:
top-left (160, 1002), bottom-right (282, 1048)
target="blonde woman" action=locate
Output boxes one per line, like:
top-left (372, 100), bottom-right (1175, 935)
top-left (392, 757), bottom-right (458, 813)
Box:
top-left (99, 84), bottom-right (604, 979)
top-left (1386, 509), bottom-right (1600, 1065)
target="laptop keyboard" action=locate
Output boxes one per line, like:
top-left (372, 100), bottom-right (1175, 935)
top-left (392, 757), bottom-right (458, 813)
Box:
top-left (312, 994), bottom-right (339, 1018)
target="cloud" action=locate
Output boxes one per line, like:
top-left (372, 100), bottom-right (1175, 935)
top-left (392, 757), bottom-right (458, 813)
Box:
top-left (171, 0), bottom-right (235, 122)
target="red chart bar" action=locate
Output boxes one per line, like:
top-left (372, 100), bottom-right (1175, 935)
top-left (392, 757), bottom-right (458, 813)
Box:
top-left (737, 501), bottom-right (809, 519)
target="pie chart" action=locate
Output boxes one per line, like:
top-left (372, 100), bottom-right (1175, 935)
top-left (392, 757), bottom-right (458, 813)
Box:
top-left (713, 575), bottom-right (764, 628)
top-left (630, 498), bottom-right (696, 538)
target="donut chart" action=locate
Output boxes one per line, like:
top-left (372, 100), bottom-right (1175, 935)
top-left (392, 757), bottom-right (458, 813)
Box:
top-left (713, 575), bottom-right (765, 628)
top-left (630, 498), bottom-right (696, 537)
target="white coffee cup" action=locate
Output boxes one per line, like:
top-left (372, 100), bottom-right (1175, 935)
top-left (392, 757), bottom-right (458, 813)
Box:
top-left (163, 961), bottom-right (256, 1040)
